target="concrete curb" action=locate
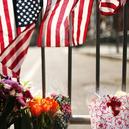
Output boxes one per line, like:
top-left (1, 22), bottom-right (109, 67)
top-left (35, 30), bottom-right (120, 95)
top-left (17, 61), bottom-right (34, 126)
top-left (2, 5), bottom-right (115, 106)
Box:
top-left (80, 52), bottom-right (129, 62)
top-left (75, 46), bottom-right (129, 62)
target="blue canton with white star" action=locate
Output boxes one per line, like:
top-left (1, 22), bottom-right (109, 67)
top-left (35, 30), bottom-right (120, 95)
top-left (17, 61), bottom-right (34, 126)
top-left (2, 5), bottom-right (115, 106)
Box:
top-left (13, 0), bottom-right (42, 27)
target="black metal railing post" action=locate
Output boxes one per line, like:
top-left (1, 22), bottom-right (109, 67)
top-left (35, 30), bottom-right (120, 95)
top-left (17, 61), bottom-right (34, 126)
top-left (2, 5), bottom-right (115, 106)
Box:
top-left (41, 47), bottom-right (46, 98)
top-left (68, 15), bottom-right (73, 101)
top-left (68, 46), bottom-right (72, 100)
top-left (39, 1), bottom-right (46, 98)
top-left (122, 4), bottom-right (128, 91)
top-left (96, 0), bottom-right (100, 93)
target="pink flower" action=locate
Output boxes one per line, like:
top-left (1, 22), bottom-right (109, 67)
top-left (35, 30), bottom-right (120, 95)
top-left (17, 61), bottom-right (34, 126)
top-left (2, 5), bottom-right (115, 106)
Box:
top-left (16, 93), bottom-right (26, 106)
top-left (62, 104), bottom-right (71, 114)
top-left (2, 79), bottom-right (23, 93)
top-left (24, 90), bottom-right (33, 99)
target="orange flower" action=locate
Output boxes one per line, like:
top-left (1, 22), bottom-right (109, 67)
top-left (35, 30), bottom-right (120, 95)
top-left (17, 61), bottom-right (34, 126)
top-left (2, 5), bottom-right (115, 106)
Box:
top-left (30, 104), bottom-right (42, 116)
top-left (50, 99), bottom-right (59, 113)
top-left (28, 98), bottom-right (43, 116)
top-left (28, 97), bottom-right (59, 117)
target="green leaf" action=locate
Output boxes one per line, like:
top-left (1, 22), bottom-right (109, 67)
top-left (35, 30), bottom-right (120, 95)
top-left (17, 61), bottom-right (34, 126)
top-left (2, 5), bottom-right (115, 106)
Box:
top-left (0, 82), bottom-right (4, 89)
top-left (2, 97), bottom-right (15, 117)
top-left (21, 81), bottom-right (31, 88)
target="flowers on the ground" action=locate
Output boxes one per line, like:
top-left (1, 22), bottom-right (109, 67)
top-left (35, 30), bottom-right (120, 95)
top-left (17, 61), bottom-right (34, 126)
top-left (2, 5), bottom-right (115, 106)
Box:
top-left (0, 76), bottom-right (72, 129)
top-left (28, 97), bottom-right (59, 116)
top-left (27, 94), bottom-right (71, 129)
top-left (0, 77), bottom-right (33, 129)
top-left (51, 94), bottom-right (71, 121)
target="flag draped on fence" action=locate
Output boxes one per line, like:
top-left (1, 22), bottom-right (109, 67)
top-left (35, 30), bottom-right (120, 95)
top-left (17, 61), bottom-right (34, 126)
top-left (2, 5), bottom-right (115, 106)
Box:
top-left (0, 0), bottom-right (41, 78)
top-left (99, 0), bottom-right (127, 15)
top-left (72, 0), bottom-right (93, 46)
top-left (37, 0), bottom-right (93, 47)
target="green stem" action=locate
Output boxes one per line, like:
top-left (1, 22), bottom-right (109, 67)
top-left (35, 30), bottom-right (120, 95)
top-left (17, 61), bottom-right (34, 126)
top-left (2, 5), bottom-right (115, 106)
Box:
top-left (0, 116), bottom-right (8, 129)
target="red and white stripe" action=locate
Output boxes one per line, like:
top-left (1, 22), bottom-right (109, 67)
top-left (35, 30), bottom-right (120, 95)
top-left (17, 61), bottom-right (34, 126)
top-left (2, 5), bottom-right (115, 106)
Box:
top-left (0, 0), bottom-right (34, 77)
top-left (37, 0), bottom-right (93, 47)
top-left (0, 0), bottom-right (16, 47)
top-left (0, 24), bottom-right (35, 77)
top-left (72, 0), bottom-right (93, 45)
top-left (0, 63), bottom-right (18, 77)
top-left (37, 0), bottom-right (78, 47)
top-left (99, 0), bottom-right (120, 15)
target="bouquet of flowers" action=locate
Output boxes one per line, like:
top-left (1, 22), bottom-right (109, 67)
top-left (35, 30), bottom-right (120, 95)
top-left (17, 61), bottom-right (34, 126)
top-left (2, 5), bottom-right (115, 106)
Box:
top-left (88, 92), bottom-right (129, 129)
top-left (27, 94), bottom-right (71, 129)
top-left (0, 77), bottom-right (33, 129)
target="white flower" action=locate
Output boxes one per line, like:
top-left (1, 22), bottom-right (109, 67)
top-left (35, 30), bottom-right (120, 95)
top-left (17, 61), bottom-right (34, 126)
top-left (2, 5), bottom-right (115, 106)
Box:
top-left (4, 84), bottom-right (11, 89)
top-left (10, 89), bottom-right (16, 96)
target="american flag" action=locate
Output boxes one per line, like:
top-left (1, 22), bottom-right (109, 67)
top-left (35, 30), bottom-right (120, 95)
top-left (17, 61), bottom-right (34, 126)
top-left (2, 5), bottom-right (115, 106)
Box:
top-left (37, 0), bottom-right (93, 47)
top-left (99, 0), bottom-right (120, 15)
top-left (0, 0), bottom-right (41, 78)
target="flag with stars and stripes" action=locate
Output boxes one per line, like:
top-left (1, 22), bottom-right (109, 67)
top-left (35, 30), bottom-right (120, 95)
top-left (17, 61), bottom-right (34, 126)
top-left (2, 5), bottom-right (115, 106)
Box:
top-left (0, 0), bottom-right (42, 78)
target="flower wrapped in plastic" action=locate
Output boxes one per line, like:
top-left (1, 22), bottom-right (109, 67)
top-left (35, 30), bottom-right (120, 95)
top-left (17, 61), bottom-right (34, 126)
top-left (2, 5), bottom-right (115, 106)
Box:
top-left (27, 94), bottom-right (71, 129)
top-left (0, 77), bottom-right (33, 129)
top-left (88, 92), bottom-right (129, 129)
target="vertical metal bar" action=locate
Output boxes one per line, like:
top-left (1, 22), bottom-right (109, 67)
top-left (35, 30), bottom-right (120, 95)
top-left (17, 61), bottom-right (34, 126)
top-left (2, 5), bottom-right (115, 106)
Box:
top-left (122, 4), bottom-right (128, 91)
top-left (68, 15), bottom-right (73, 100)
top-left (39, 1), bottom-right (46, 98)
top-left (41, 47), bottom-right (46, 97)
top-left (68, 46), bottom-right (72, 100)
top-left (96, 0), bottom-right (100, 93)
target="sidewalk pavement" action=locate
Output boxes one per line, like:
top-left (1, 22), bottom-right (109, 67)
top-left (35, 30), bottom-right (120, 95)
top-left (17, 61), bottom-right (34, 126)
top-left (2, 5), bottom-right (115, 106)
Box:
top-left (75, 45), bottom-right (129, 62)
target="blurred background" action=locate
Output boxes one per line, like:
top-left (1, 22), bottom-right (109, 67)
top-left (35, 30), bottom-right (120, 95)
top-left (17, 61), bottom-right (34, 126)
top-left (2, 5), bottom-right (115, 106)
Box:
top-left (20, 4), bottom-right (129, 129)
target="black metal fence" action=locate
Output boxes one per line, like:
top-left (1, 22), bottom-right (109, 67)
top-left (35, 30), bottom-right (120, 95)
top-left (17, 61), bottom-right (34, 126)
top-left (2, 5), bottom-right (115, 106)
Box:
top-left (40, 1), bottom-right (128, 125)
